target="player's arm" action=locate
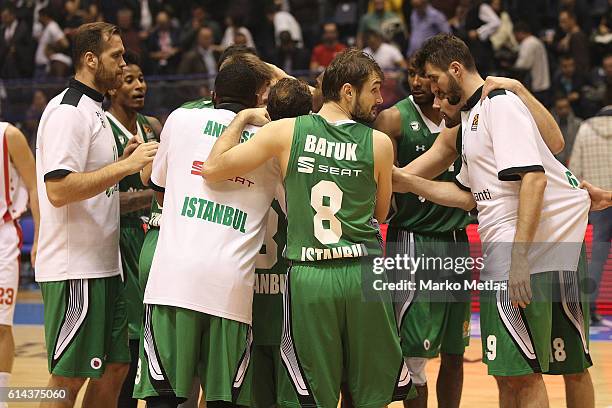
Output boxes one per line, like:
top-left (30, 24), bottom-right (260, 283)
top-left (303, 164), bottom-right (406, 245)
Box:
top-left (373, 106), bottom-right (402, 161)
top-left (481, 76), bottom-right (564, 154)
top-left (6, 125), bottom-right (40, 265)
top-left (392, 169), bottom-right (476, 211)
top-left (372, 130), bottom-right (394, 222)
top-left (202, 109), bottom-right (290, 183)
top-left (393, 125), bottom-right (459, 188)
top-left (140, 116), bottom-right (163, 186)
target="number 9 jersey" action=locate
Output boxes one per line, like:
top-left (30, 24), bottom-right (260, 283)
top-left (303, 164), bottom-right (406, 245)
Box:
top-left (284, 115), bottom-right (381, 262)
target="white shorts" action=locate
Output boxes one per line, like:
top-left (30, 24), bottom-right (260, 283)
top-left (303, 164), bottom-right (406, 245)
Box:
top-left (0, 221), bottom-right (21, 326)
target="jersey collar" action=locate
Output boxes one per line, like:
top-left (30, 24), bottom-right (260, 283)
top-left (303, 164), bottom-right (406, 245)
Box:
top-left (461, 85), bottom-right (483, 112)
top-left (68, 78), bottom-right (104, 103)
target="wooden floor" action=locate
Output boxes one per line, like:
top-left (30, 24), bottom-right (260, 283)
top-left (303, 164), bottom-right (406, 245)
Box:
top-left (9, 325), bottom-right (612, 408)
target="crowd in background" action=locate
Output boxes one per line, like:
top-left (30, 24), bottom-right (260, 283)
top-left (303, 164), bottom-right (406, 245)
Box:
top-left (0, 0), bottom-right (611, 168)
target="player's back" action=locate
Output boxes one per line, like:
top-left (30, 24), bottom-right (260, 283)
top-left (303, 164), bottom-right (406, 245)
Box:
top-left (284, 114), bottom-right (380, 262)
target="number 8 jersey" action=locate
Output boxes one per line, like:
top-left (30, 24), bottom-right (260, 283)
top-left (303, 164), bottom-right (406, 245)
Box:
top-left (285, 114), bottom-right (381, 262)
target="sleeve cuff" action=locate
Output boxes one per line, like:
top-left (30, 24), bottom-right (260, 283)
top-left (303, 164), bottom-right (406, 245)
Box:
top-left (454, 178), bottom-right (471, 192)
top-left (149, 180), bottom-right (165, 193)
top-left (44, 169), bottom-right (72, 181)
top-left (498, 165), bottom-right (545, 181)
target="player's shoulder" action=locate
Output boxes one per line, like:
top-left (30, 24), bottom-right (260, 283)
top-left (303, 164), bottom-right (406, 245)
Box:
top-left (179, 98), bottom-right (214, 110)
top-left (42, 92), bottom-right (88, 122)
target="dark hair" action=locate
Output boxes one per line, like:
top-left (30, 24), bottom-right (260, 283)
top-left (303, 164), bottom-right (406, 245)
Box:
top-left (218, 45), bottom-right (258, 69)
top-left (214, 59), bottom-right (260, 107)
top-left (73, 22), bottom-right (121, 70)
top-left (559, 54), bottom-right (575, 62)
top-left (513, 21), bottom-right (531, 34)
top-left (413, 34), bottom-right (476, 73)
top-left (2, 3), bottom-right (16, 14)
top-left (322, 48), bottom-right (384, 102)
top-left (267, 78), bottom-right (312, 120)
top-left (559, 7), bottom-right (576, 20)
top-left (219, 53), bottom-right (273, 93)
top-left (38, 6), bottom-right (53, 19)
top-left (123, 49), bottom-right (141, 67)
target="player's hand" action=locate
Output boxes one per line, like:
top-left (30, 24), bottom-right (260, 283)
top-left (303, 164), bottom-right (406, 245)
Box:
top-left (509, 248), bottom-right (531, 308)
top-left (124, 142), bottom-right (158, 173)
top-left (480, 76), bottom-right (521, 102)
top-left (580, 180), bottom-right (612, 211)
top-left (242, 107), bottom-right (271, 126)
top-left (121, 136), bottom-right (142, 159)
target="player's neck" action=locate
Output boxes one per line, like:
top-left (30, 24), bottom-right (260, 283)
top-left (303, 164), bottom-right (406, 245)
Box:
top-left (108, 104), bottom-right (138, 135)
top-left (461, 73), bottom-right (485, 106)
top-left (318, 102), bottom-right (353, 122)
top-left (74, 70), bottom-right (107, 96)
top-left (417, 101), bottom-right (442, 125)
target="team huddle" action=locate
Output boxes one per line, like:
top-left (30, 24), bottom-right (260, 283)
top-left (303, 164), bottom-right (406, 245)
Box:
top-left (0, 20), bottom-right (604, 408)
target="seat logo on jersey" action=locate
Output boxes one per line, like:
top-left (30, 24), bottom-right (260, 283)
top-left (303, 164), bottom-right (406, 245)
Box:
top-left (304, 135), bottom-right (357, 161)
top-left (410, 121), bottom-right (420, 131)
top-left (471, 114), bottom-right (479, 131)
top-left (415, 145), bottom-right (426, 152)
top-left (297, 156), bottom-right (315, 173)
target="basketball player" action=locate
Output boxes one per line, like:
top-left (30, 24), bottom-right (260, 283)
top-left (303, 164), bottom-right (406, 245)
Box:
top-left (0, 123), bottom-right (39, 408)
top-left (374, 57), bottom-right (472, 408)
top-left (105, 50), bottom-right (162, 408)
top-left (35, 23), bottom-right (157, 408)
top-left (397, 34), bottom-right (594, 408)
top-left (250, 78), bottom-right (312, 408)
top-left (202, 49), bottom-right (413, 408)
top-left (133, 59), bottom-right (277, 408)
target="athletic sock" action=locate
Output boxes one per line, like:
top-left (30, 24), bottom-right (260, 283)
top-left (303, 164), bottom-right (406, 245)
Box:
top-left (0, 372), bottom-right (10, 408)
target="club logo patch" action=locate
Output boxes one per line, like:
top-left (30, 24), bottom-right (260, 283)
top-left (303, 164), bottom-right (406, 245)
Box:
top-left (471, 114), bottom-right (479, 131)
top-left (90, 357), bottom-right (102, 370)
top-left (410, 121), bottom-right (420, 131)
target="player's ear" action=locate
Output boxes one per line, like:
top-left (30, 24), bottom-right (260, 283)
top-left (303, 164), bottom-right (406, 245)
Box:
top-left (83, 51), bottom-right (98, 70)
top-left (342, 83), bottom-right (352, 99)
top-left (449, 61), bottom-right (461, 77)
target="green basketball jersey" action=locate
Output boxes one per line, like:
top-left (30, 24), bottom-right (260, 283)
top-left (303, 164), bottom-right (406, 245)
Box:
top-left (390, 97), bottom-right (472, 233)
top-left (253, 200), bottom-right (287, 345)
top-left (285, 115), bottom-right (381, 262)
top-left (108, 113), bottom-right (158, 221)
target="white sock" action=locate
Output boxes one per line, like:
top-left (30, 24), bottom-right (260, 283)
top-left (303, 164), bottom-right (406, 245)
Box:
top-left (0, 372), bottom-right (9, 408)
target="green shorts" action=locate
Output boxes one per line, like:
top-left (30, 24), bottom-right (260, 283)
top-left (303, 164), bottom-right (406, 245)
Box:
top-left (251, 345), bottom-right (281, 408)
top-left (138, 227), bottom-right (159, 291)
top-left (278, 259), bottom-right (415, 408)
top-left (480, 268), bottom-right (592, 377)
top-left (386, 228), bottom-right (471, 358)
top-left (133, 304), bottom-right (252, 405)
top-left (40, 275), bottom-right (130, 378)
top-left (119, 221), bottom-right (146, 339)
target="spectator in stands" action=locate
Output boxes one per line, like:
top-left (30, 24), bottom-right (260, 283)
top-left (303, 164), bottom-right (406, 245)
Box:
top-left (553, 54), bottom-right (591, 117)
top-left (84, 3), bottom-right (104, 24)
top-left (24, 90), bottom-right (48, 151)
top-left (0, 3), bottom-right (33, 78)
top-left (363, 28), bottom-right (407, 71)
top-left (62, 0), bottom-right (84, 39)
top-left (448, 1), bottom-right (469, 39)
top-left (310, 22), bottom-right (346, 72)
top-left (489, 0), bottom-right (518, 54)
top-left (147, 10), bottom-right (181, 75)
top-left (267, 0), bottom-right (303, 48)
top-left (558, 8), bottom-right (591, 76)
top-left (552, 94), bottom-right (582, 165)
top-left (357, 0), bottom-right (402, 48)
top-left (178, 26), bottom-right (220, 79)
top-left (512, 21), bottom-right (551, 106)
top-left (569, 102), bottom-right (612, 326)
top-left (34, 7), bottom-right (70, 78)
top-left (179, 5), bottom-right (222, 51)
top-left (272, 30), bottom-right (310, 74)
top-left (591, 53), bottom-right (612, 108)
top-left (407, 0), bottom-right (451, 56)
top-left (559, 0), bottom-right (593, 34)
top-left (464, 0), bottom-right (500, 75)
top-left (117, 8), bottom-right (143, 56)
top-left (221, 11), bottom-right (256, 49)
